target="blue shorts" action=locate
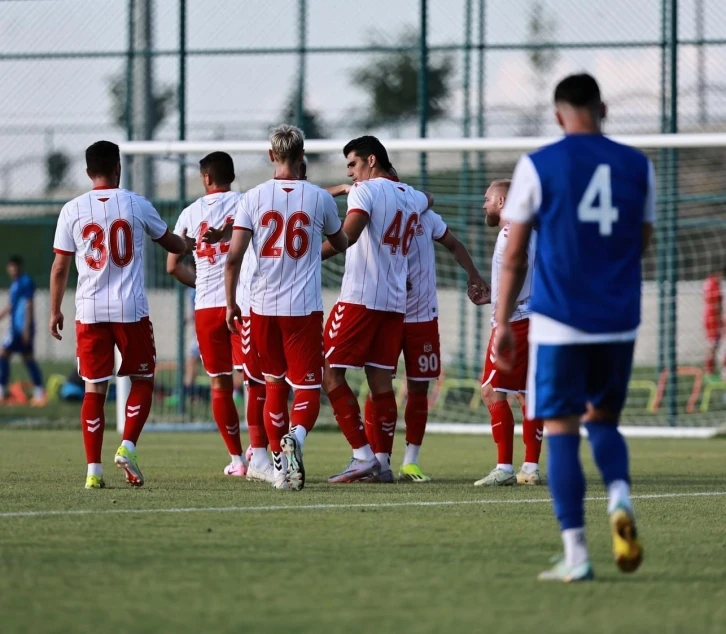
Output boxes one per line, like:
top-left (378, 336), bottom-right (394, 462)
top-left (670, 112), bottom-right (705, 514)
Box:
top-left (1, 332), bottom-right (33, 355)
top-left (527, 341), bottom-right (635, 419)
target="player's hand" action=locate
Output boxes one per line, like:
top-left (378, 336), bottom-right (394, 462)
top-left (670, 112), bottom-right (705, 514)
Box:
top-left (202, 225), bottom-right (225, 244)
top-left (181, 229), bottom-right (196, 255)
top-left (467, 274), bottom-right (490, 305)
top-left (226, 305), bottom-right (242, 334)
top-left (493, 322), bottom-right (515, 373)
top-left (49, 311), bottom-right (64, 341)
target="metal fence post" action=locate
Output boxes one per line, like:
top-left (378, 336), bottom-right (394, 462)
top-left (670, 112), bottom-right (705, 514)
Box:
top-left (418, 0), bottom-right (429, 189)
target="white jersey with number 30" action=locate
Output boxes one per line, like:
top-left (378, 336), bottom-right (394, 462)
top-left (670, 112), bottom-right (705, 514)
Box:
top-left (338, 178), bottom-right (429, 314)
top-left (234, 178), bottom-right (342, 317)
top-left (53, 187), bottom-right (168, 324)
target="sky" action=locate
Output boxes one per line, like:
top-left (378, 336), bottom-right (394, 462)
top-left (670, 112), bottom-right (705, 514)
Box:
top-left (1, 0), bottom-right (725, 197)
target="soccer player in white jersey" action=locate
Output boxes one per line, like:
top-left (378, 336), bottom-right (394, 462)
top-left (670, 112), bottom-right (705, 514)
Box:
top-left (474, 179), bottom-right (544, 487)
top-left (495, 74), bottom-right (652, 581)
top-left (225, 125), bottom-right (348, 490)
top-left (50, 141), bottom-right (194, 490)
top-left (322, 136), bottom-right (432, 483)
top-left (384, 207), bottom-right (488, 482)
top-left (167, 152), bottom-right (271, 481)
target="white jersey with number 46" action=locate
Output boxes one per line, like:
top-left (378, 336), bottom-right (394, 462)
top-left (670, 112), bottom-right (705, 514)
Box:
top-left (234, 179), bottom-right (342, 317)
top-left (339, 177), bottom-right (429, 314)
top-left (53, 187), bottom-right (169, 324)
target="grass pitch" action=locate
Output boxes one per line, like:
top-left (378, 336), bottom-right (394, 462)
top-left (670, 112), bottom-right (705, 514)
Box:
top-left (1, 430), bottom-right (725, 634)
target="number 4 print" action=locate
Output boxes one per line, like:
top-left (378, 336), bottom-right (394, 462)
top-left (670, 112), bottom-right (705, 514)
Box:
top-left (577, 164), bottom-right (619, 236)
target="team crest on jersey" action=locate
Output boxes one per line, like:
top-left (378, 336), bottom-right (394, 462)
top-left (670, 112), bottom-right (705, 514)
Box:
top-left (423, 343), bottom-right (432, 353)
top-left (415, 223), bottom-right (424, 237)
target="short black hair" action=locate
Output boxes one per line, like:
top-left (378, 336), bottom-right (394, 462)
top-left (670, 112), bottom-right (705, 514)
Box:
top-left (343, 136), bottom-right (392, 172)
top-left (86, 141), bottom-right (120, 178)
top-left (199, 151), bottom-right (235, 186)
top-left (554, 73), bottom-right (602, 109)
top-left (8, 255), bottom-right (22, 266)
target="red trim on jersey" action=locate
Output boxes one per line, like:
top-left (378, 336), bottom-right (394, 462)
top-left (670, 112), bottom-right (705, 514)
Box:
top-left (152, 228), bottom-right (170, 243)
top-left (205, 188), bottom-right (231, 195)
top-left (233, 226), bottom-right (253, 232)
top-left (273, 176), bottom-right (303, 181)
top-left (434, 228), bottom-right (450, 243)
top-left (92, 185), bottom-right (119, 191)
top-left (347, 208), bottom-right (370, 218)
top-left (53, 248), bottom-right (74, 256)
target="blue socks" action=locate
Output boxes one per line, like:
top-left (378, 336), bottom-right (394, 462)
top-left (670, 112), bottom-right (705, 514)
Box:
top-left (0, 356), bottom-right (8, 387)
top-left (547, 434), bottom-right (586, 531)
top-left (585, 422), bottom-right (630, 486)
top-left (24, 359), bottom-right (43, 388)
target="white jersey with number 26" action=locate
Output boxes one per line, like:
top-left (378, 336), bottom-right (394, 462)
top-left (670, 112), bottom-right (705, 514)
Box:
top-left (234, 178), bottom-right (342, 317)
top-left (53, 187), bottom-right (168, 324)
top-left (339, 177), bottom-right (429, 314)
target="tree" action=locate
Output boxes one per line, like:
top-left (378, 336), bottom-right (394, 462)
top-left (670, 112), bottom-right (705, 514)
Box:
top-left (108, 74), bottom-right (175, 135)
top-left (523, 1), bottom-right (559, 136)
top-left (45, 151), bottom-right (70, 193)
top-left (281, 91), bottom-right (326, 140)
top-left (352, 30), bottom-right (454, 129)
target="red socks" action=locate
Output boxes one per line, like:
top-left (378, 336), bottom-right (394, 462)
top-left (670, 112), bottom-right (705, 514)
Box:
top-left (523, 416), bottom-right (544, 464)
top-left (123, 379), bottom-right (153, 444)
top-left (246, 381), bottom-right (268, 448)
top-left (211, 387), bottom-right (243, 456)
top-left (291, 389), bottom-right (321, 433)
top-left (264, 382), bottom-right (290, 452)
top-left (328, 383), bottom-right (367, 449)
top-left (364, 394), bottom-right (377, 452)
top-left (81, 392), bottom-right (106, 463)
top-left (488, 399), bottom-right (515, 465)
top-left (405, 391), bottom-right (428, 446)
top-left (372, 391), bottom-right (398, 454)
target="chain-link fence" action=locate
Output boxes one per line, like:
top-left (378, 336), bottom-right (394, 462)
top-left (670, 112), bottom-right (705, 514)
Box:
top-left (1, 0), bottom-right (725, 427)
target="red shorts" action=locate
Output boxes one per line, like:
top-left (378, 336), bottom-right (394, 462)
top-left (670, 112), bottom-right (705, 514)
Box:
top-left (232, 314), bottom-right (263, 383)
top-left (481, 318), bottom-right (530, 393)
top-left (250, 310), bottom-right (323, 389)
top-left (195, 307), bottom-right (236, 377)
top-left (324, 302), bottom-right (405, 370)
top-left (76, 317), bottom-right (156, 383)
top-left (401, 319), bottom-right (441, 381)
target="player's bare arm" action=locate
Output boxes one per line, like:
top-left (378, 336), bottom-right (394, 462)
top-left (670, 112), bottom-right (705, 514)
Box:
top-left (166, 251), bottom-right (196, 289)
top-left (437, 230), bottom-right (490, 305)
top-left (224, 228), bottom-right (251, 332)
top-left (49, 253), bottom-right (72, 341)
top-left (23, 298), bottom-right (34, 344)
top-left (493, 221), bottom-right (532, 371)
top-left (202, 220), bottom-right (233, 245)
top-left (156, 228), bottom-right (195, 255)
top-left (325, 184), bottom-right (351, 198)
top-left (642, 223), bottom-right (654, 255)
top-left (322, 212), bottom-right (368, 261)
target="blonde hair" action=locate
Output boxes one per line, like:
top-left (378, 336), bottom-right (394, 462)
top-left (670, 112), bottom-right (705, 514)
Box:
top-left (270, 124), bottom-right (305, 163)
top-left (489, 178), bottom-right (511, 194)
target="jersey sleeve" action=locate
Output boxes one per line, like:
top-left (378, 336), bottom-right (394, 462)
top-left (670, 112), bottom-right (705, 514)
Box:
top-left (138, 197), bottom-right (169, 241)
top-left (233, 192), bottom-right (253, 231)
top-left (322, 191), bottom-right (343, 236)
top-left (413, 189), bottom-right (430, 214)
top-left (52, 206), bottom-right (76, 255)
top-left (643, 159), bottom-right (656, 224)
top-left (501, 155), bottom-right (542, 224)
top-left (173, 208), bottom-right (189, 237)
top-left (429, 210), bottom-right (448, 241)
top-left (346, 182), bottom-right (374, 217)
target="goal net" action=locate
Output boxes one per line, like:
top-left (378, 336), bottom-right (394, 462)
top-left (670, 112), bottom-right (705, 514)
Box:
top-left (117, 134), bottom-right (726, 433)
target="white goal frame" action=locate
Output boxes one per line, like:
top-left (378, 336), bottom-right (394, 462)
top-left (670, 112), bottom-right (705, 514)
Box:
top-left (117, 132), bottom-right (726, 437)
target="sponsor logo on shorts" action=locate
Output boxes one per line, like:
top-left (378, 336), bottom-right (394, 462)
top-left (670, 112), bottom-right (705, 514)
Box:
top-left (139, 363), bottom-right (149, 372)
top-left (305, 372), bottom-right (315, 382)
top-left (423, 343), bottom-right (432, 353)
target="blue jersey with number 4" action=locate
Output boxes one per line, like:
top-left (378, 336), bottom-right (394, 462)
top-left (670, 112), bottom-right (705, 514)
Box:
top-left (503, 135), bottom-right (655, 335)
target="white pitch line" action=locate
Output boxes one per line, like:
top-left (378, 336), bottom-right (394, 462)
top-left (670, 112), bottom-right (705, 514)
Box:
top-left (1, 490), bottom-right (724, 520)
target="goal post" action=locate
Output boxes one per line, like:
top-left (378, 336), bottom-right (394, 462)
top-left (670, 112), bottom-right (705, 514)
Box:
top-left (118, 133), bottom-right (726, 435)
